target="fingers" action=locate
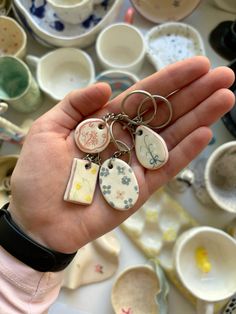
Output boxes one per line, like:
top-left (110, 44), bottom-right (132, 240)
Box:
top-left (148, 66), bottom-right (235, 128)
top-left (36, 83), bottom-right (112, 133)
top-left (161, 88), bottom-right (235, 150)
top-left (146, 127), bottom-right (213, 194)
top-left (104, 56), bottom-right (211, 117)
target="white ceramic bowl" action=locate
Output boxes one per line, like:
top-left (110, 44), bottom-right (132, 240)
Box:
top-left (12, 0), bottom-right (123, 48)
top-left (130, 0), bottom-right (201, 23)
top-left (146, 22), bottom-right (205, 70)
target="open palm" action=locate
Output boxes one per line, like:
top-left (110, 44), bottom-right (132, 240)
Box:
top-left (9, 57), bottom-right (235, 254)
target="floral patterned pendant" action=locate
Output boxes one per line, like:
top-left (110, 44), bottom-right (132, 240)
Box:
top-left (74, 118), bottom-right (110, 153)
top-left (135, 125), bottom-right (169, 170)
top-left (99, 158), bottom-right (139, 211)
top-left (64, 158), bottom-right (99, 205)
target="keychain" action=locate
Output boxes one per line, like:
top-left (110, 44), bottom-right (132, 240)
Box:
top-left (121, 90), bottom-right (173, 170)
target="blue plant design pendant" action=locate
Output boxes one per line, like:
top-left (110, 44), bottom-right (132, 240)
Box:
top-left (99, 158), bottom-right (139, 210)
top-left (135, 125), bottom-right (169, 170)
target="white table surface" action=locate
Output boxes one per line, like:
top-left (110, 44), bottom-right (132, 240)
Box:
top-left (1, 1), bottom-right (236, 313)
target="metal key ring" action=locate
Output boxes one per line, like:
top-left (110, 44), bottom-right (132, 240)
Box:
top-left (108, 139), bottom-right (132, 167)
top-left (109, 119), bottom-right (135, 152)
top-left (138, 95), bottom-right (173, 129)
top-left (120, 90), bottom-right (157, 125)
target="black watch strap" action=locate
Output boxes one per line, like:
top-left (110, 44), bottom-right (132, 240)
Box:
top-left (0, 203), bottom-right (77, 272)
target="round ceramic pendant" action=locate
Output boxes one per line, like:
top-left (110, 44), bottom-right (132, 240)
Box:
top-left (135, 125), bottom-right (168, 170)
top-left (99, 158), bottom-right (139, 211)
top-left (74, 118), bottom-right (110, 153)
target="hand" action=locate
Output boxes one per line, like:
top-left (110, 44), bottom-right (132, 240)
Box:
top-left (9, 57), bottom-right (235, 253)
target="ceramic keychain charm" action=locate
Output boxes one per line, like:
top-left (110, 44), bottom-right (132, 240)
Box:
top-left (121, 90), bottom-right (172, 170)
top-left (64, 154), bottom-right (100, 205)
top-left (99, 140), bottom-right (139, 211)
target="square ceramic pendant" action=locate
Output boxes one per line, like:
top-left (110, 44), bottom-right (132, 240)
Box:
top-left (64, 158), bottom-right (99, 205)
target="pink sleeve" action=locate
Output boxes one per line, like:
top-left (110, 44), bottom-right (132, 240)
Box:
top-left (0, 246), bottom-right (64, 314)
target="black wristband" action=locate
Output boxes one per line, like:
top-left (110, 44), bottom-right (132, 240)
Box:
top-left (0, 203), bottom-right (77, 272)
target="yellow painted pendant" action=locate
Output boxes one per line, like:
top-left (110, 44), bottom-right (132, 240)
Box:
top-left (64, 158), bottom-right (99, 205)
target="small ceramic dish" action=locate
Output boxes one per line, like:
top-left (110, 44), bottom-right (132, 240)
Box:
top-left (26, 48), bottom-right (95, 101)
top-left (96, 70), bottom-right (139, 99)
top-left (111, 265), bottom-right (163, 314)
top-left (146, 22), bottom-right (205, 70)
top-left (0, 0), bottom-right (11, 16)
top-left (12, 0), bottom-right (123, 48)
top-left (0, 16), bottom-right (26, 59)
top-left (130, 0), bottom-right (201, 24)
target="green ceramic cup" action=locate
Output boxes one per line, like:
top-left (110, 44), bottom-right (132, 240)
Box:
top-left (0, 56), bottom-right (42, 113)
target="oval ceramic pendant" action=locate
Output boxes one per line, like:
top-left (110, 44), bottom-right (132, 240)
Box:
top-left (74, 118), bottom-right (110, 153)
top-left (99, 158), bottom-right (139, 211)
top-left (135, 125), bottom-right (168, 170)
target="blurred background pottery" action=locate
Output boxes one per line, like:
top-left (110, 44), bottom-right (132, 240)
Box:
top-left (47, 0), bottom-right (94, 25)
top-left (0, 16), bottom-right (27, 59)
top-left (130, 0), bottom-right (201, 24)
top-left (214, 0), bottom-right (236, 13)
top-left (26, 48), bottom-right (95, 102)
top-left (12, 0), bottom-right (123, 48)
top-left (0, 56), bottom-right (42, 113)
top-left (146, 22), bottom-right (205, 70)
top-left (0, 0), bottom-right (12, 16)
top-left (96, 69), bottom-right (139, 99)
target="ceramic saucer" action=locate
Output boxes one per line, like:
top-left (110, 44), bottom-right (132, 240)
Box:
top-left (130, 0), bottom-right (200, 24)
top-left (146, 22), bottom-right (205, 70)
top-left (209, 21), bottom-right (236, 61)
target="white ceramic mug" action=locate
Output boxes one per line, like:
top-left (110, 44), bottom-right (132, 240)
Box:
top-left (205, 141), bottom-right (236, 213)
top-left (96, 22), bottom-right (146, 73)
top-left (26, 48), bottom-right (95, 102)
top-left (47, 0), bottom-right (94, 24)
top-left (173, 226), bottom-right (236, 314)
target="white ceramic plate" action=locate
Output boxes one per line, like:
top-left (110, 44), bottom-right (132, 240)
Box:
top-left (146, 22), bottom-right (205, 70)
top-left (130, 0), bottom-right (201, 24)
top-left (13, 0), bottom-right (123, 47)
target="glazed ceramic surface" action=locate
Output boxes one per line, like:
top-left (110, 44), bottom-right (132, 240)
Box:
top-left (223, 296), bottom-right (236, 314)
top-left (205, 141), bottom-right (236, 213)
top-left (130, 0), bottom-right (201, 24)
top-left (0, 56), bottom-right (42, 112)
top-left (47, 0), bottom-right (94, 25)
top-left (96, 70), bottom-right (139, 99)
top-left (146, 22), bottom-right (205, 70)
top-left (63, 232), bottom-right (120, 289)
top-left (26, 48), bottom-right (95, 101)
top-left (96, 22), bottom-right (146, 73)
top-left (0, 16), bottom-right (26, 58)
top-left (173, 227), bottom-right (236, 313)
top-left (13, 0), bottom-right (123, 48)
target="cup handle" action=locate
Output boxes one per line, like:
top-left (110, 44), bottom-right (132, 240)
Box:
top-left (25, 55), bottom-right (40, 68)
top-left (196, 300), bottom-right (214, 314)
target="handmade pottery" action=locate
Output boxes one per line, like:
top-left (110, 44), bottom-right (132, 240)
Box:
top-left (173, 226), bottom-right (236, 314)
top-left (223, 295), bottom-right (236, 314)
top-left (146, 22), bottom-right (205, 70)
top-left (26, 48), bottom-right (95, 101)
top-left (167, 168), bottom-right (195, 193)
top-left (205, 141), bottom-right (236, 213)
top-left (96, 70), bottom-right (139, 99)
top-left (0, 0), bottom-right (11, 15)
top-left (0, 155), bottom-right (18, 207)
top-left (0, 56), bottom-right (42, 113)
top-left (209, 20), bottom-right (236, 61)
top-left (96, 22), bottom-right (146, 73)
top-left (0, 16), bottom-right (26, 59)
top-left (111, 264), bottom-right (168, 314)
top-left (130, 0), bottom-right (201, 24)
top-left (12, 0), bottom-right (123, 48)
top-left (63, 232), bottom-right (120, 289)
top-left (47, 0), bottom-right (94, 25)
top-left (214, 0), bottom-right (236, 14)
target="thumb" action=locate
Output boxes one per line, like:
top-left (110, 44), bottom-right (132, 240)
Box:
top-left (39, 82), bottom-right (112, 133)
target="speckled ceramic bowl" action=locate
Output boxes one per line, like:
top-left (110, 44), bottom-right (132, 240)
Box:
top-left (0, 16), bottom-right (26, 59)
top-left (13, 0), bottom-right (123, 48)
